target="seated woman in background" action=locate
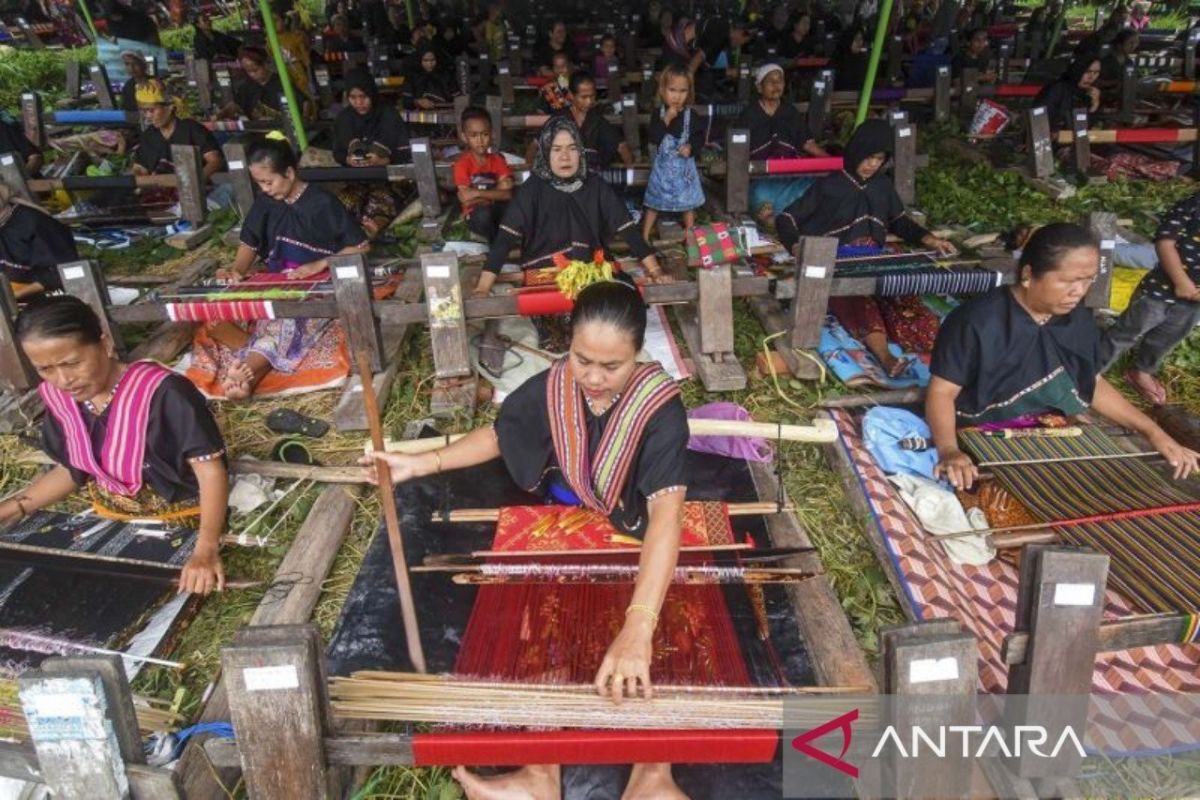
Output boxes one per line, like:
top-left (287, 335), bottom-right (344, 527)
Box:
top-left (533, 19), bottom-right (579, 77)
top-left (928, 222), bottom-right (1199, 489)
top-left (0, 184), bottom-right (78, 299)
top-left (222, 46), bottom-right (286, 120)
top-left (833, 27), bottom-right (870, 91)
top-left (472, 118), bottom-right (665, 298)
top-left (333, 68), bottom-right (413, 239)
top-left (186, 138), bottom-right (370, 399)
top-left (736, 62), bottom-right (829, 224)
top-left (0, 112), bottom-right (41, 176)
top-left (192, 12), bottom-right (241, 63)
top-left (777, 12), bottom-right (816, 61)
top-left (950, 27), bottom-right (995, 82)
top-left (119, 49), bottom-right (153, 113)
top-left (776, 120), bottom-right (955, 380)
top-left (132, 79), bottom-right (225, 183)
top-left (529, 71), bottom-right (634, 170)
top-left (1, 296), bottom-right (228, 594)
top-left (1097, 30), bottom-right (1139, 107)
top-left (403, 45), bottom-right (457, 110)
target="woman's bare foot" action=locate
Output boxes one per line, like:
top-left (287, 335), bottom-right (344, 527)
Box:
top-left (623, 763), bottom-right (688, 800)
top-left (221, 360), bottom-right (255, 400)
top-left (452, 765), bottom-right (561, 800)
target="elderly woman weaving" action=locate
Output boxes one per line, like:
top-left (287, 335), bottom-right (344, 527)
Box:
top-left (366, 280), bottom-right (691, 800)
top-left (927, 223), bottom-right (1200, 490)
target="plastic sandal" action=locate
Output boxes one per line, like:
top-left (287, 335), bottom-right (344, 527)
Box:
top-left (265, 408), bottom-right (330, 438)
top-left (269, 437), bottom-right (319, 466)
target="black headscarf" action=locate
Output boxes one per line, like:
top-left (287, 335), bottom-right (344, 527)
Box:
top-left (333, 67), bottom-right (411, 165)
top-left (343, 66), bottom-right (382, 125)
top-left (532, 116), bottom-right (587, 192)
top-left (842, 118), bottom-right (893, 176)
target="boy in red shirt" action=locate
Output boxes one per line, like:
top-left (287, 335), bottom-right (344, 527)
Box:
top-left (452, 106), bottom-right (514, 241)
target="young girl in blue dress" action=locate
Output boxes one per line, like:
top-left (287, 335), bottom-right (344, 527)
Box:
top-left (641, 64), bottom-right (706, 243)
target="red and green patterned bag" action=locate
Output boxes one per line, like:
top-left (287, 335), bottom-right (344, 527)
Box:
top-left (685, 223), bottom-right (745, 269)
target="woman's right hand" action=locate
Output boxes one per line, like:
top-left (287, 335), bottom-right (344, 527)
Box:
top-left (0, 498), bottom-right (23, 525)
top-left (359, 451), bottom-right (429, 485)
top-left (934, 448), bottom-right (978, 490)
top-left (215, 267), bottom-right (245, 283)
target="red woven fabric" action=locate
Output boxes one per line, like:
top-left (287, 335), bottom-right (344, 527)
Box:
top-left (995, 84), bottom-right (1042, 97)
top-left (763, 156), bottom-right (844, 175)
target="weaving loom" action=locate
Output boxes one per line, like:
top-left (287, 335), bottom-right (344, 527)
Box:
top-left (158, 270), bottom-right (404, 322)
top-left (826, 409), bottom-right (1200, 755)
top-left (830, 250), bottom-right (1005, 296)
top-left (0, 510), bottom-right (199, 677)
top-left (327, 452), bottom-right (817, 796)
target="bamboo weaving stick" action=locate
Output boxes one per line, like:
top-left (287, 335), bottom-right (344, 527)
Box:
top-left (446, 500), bottom-right (792, 523)
top-left (345, 671), bottom-right (870, 694)
top-left (975, 450), bottom-right (1160, 468)
top-left (933, 501), bottom-right (1200, 543)
top-left (357, 351), bottom-right (427, 674)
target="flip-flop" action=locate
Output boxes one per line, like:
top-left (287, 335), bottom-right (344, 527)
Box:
top-left (265, 408), bottom-right (330, 438)
top-left (1125, 369), bottom-right (1167, 405)
top-left (269, 437), bottom-right (319, 466)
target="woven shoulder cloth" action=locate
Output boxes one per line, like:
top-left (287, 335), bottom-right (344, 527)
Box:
top-left (546, 358), bottom-right (681, 514)
top-left (39, 360), bottom-right (172, 497)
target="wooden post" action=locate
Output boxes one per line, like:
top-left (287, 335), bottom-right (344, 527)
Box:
top-left (1005, 546), bottom-right (1107, 780)
top-left (1029, 26), bottom-right (1044, 61)
top-left (1187, 26), bottom-right (1200, 81)
top-left (997, 41), bottom-right (1012, 84)
top-left (0, 275), bottom-right (35, 392)
top-left (1027, 107), bottom-right (1055, 178)
top-left (621, 94), bottom-right (641, 159)
top-left (215, 69), bottom-right (235, 107)
top-left (485, 95), bottom-right (504, 151)
top-left (17, 17), bottom-right (43, 48)
top-left (478, 53), bottom-right (493, 94)
top-left (892, 122), bottom-right (916, 207)
top-left (881, 623), bottom-right (977, 799)
top-left (622, 28), bottom-right (638, 71)
top-left (0, 152), bottom-right (33, 203)
top-left (736, 63), bottom-right (752, 104)
top-left (695, 265), bottom-right (743, 387)
top-left (65, 60), bottom-right (82, 99)
top-left (1193, 97), bottom-right (1200, 179)
top-left (814, 19), bottom-right (827, 53)
top-left (508, 41), bottom-right (524, 78)
top-left (959, 68), bottom-right (979, 121)
top-left (934, 65), bottom-right (950, 123)
top-left (171, 144), bottom-right (207, 227)
top-left (456, 54), bottom-right (472, 98)
top-left (885, 34), bottom-right (902, 85)
top-left (788, 236), bottom-right (838, 350)
top-left (497, 61), bottom-right (515, 106)
top-left (1119, 63), bottom-right (1137, 123)
top-left (725, 127), bottom-right (750, 215)
top-left (1071, 107), bottom-right (1090, 176)
top-left (639, 67), bottom-right (656, 108)
top-left (331, 254), bottom-right (383, 372)
top-left (1015, 26), bottom-right (1028, 59)
top-left (193, 58), bottom-right (213, 113)
top-left (409, 137), bottom-right (442, 219)
top-left (423, 252), bottom-right (476, 416)
top-left (808, 70), bottom-right (834, 140)
top-left (89, 64), bottom-right (115, 110)
top-left (278, 95), bottom-right (300, 150)
top-left (606, 61), bottom-right (623, 105)
top-left (1085, 212), bottom-right (1118, 311)
top-left (222, 142), bottom-right (256, 220)
top-left (314, 66), bottom-right (334, 109)
top-left (58, 261), bottom-right (124, 353)
top-left (222, 625), bottom-right (340, 800)
top-left (20, 92), bottom-right (42, 151)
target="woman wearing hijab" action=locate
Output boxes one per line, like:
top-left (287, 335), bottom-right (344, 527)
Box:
top-left (776, 120), bottom-right (956, 381)
top-left (223, 46), bottom-right (286, 120)
top-left (402, 45), bottom-right (457, 110)
top-left (472, 118), bottom-right (665, 298)
top-left (0, 184), bottom-right (78, 298)
top-left (735, 62), bottom-right (829, 224)
top-left (833, 27), bottom-right (871, 91)
top-left (333, 67), bottom-right (413, 238)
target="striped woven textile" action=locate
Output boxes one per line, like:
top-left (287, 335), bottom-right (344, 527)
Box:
top-left (202, 119), bottom-right (246, 132)
top-left (164, 301), bottom-right (275, 322)
top-left (877, 270), bottom-right (1004, 297)
top-left (960, 426), bottom-right (1200, 630)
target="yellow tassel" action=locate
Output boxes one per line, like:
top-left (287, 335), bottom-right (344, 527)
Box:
top-left (554, 257), bottom-right (614, 300)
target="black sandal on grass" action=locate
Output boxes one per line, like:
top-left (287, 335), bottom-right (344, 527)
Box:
top-left (265, 408), bottom-right (330, 438)
top-left (269, 437), bottom-right (319, 466)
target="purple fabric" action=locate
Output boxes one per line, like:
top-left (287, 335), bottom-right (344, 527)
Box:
top-left (976, 415), bottom-right (1042, 432)
top-left (686, 402), bottom-right (774, 463)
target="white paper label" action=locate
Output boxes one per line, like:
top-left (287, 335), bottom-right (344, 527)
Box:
top-left (62, 266), bottom-right (85, 280)
top-left (1054, 582), bottom-right (1096, 606)
top-left (1101, 239), bottom-right (1115, 250)
top-left (335, 266), bottom-right (359, 279)
top-left (1032, 107), bottom-right (1045, 116)
top-left (0, 154), bottom-right (13, 165)
top-left (732, 133), bottom-right (747, 143)
top-left (30, 693), bottom-right (86, 718)
top-left (804, 266), bottom-right (828, 279)
top-left (411, 142), bottom-right (428, 153)
top-left (623, 97), bottom-right (635, 108)
top-left (499, 66), bottom-right (510, 74)
top-left (909, 657), bottom-right (960, 684)
top-left (228, 160), bottom-right (244, 170)
top-left (21, 92), bottom-right (32, 101)
top-left (243, 665), bottom-right (299, 691)
top-left (426, 264), bottom-right (451, 279)
top-left (813, 81), bottom-right (826, 92)
top-left (898, 128), bottom-right (912, 137)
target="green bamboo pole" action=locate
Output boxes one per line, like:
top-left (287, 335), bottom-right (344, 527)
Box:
top-left (1046, 12), bottom-right (1067, 59)
top-left (75, 0), bottom-right (99, 41)
top-left (256, 0), bottom-right (309, 151)
top-left (405, 0), bottom-right (415, 31)
top-left (854, 0), bottom-right (897, 127)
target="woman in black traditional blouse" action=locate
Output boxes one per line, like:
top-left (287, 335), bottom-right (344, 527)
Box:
top-left (222, 46), bottom-right (286, 120)
top-left (402, 45), bottom-right (457, 109)
top-left (0, 183), bottom-right (77, 298)
top-left (472, 117), bottom-right (665, 297)
top-left (1033, 56), bottom-right (1102, 134)
top-left (333, 67), bottom-right (413, 238)
top-left (927, 223), bottom-right (1199, 489)
top-left (365, 280), bottom-right (691, 800)
top-left (0, 296), bottom-right (228, 594)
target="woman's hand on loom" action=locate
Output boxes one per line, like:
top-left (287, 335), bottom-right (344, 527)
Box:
top-left (178, 543), bottom-right (225, 595)
top-left (287, 261), bottom-right (326, 280)
top-left (360, 451), bottom-right (428, 485)
top-left (923, 235), bottom-right (958, 257)
top-left (214, 267), bottom-right (246, 283)
top-left (594, 619), bottom-right (655, 704)
top-left (1146, 429), bottom-right (1200, 480)
top-left (934, 448), bottom-right (978, 490)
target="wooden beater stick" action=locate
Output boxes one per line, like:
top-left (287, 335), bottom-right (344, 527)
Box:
top-left (356, 351), bottom-right (427, 673)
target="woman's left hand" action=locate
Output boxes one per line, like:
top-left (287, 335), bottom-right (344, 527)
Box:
top-left (1147, 429), bottom-right (1200, 480)
top-left (179, 543), bottom-right (225, 595)
top-left (594, 619), bottom-right (654, 704)
top-left (287, 261), bottom-right (326, 280)
top-left (416, 98), bottom-right (436, 109)
top-left (677, 143), bottom-right (692, 158)
top-left (925, 236), bottom-right (958, 257)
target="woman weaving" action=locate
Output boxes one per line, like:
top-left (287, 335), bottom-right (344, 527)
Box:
top-left (366, 281), bottom-right (691, 800)
top-left (927, 223), bottom-right (1200, 490)
top-left (0, 296), bottom-right (228, 594)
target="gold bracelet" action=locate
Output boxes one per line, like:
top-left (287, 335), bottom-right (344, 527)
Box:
top-left (625, 604), bottom-right (659, 625)
top-left (12, 496), bottom-right (29, 520)
top-left (432, 450), bottom-right (443, 474)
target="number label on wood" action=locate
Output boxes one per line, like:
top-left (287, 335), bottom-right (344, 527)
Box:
top-left (1053, 582), bottom-right (1096, 606)
top-left (804, 266), bottom-right (828, 279)
top-left (909, 656), bottom-right (960, 684)
top-left (242, 665), bottom-right (300, 691)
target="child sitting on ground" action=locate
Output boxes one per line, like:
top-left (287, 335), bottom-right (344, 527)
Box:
top-left (452, 105), bottom-right (514, 242)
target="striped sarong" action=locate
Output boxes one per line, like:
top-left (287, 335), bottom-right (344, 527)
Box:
top-left (960, 426), bottom-right (1200, 639)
